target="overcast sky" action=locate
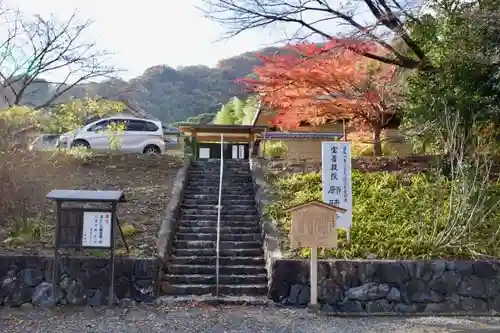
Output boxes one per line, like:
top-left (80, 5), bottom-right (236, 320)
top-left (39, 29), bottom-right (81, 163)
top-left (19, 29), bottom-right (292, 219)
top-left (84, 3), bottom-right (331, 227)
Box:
top-left (9, 0), bottom-right (281, 80)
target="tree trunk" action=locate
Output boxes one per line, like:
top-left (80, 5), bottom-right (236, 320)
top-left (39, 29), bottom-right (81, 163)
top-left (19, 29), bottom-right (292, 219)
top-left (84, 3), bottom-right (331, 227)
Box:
top-left (373, 128), bottom-right (382, 156)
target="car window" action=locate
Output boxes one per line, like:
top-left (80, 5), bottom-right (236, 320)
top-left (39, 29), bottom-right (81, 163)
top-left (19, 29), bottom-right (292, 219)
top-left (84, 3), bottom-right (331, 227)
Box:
top-left (87, 119), bottom-right (110, 132)
top-left (125, 120), bottom-right (145, 131)
top-left (143, 121), bottom-right (159, 132)
top-left (83, 115), bottom-right (102, 126)
top-left (126, 120), bottom-right (158, 132)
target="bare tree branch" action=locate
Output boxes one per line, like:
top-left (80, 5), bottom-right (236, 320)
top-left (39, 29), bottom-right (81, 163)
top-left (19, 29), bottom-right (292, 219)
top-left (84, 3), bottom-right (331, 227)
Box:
top-left (200, 0), bottom-right (434, 70)
top-left (0, 4), bottom-right (118, 109)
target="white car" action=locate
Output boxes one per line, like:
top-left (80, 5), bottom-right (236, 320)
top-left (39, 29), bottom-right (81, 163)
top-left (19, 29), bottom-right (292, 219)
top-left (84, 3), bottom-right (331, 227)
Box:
top-left (29, 134), bottom-right (60, 151)
top-left (59, 116), bottom-right (165, 154)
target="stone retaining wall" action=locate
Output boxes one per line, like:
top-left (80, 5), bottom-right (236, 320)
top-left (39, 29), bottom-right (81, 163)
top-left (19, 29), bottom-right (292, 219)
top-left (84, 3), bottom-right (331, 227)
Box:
top-left (250, 158), bottom-right (282, 288)
top-left (269, 259), bottom-right (500, 314)
top-left (0, 255), bottom-right (156, 307)
top-left (156, 157), bottom-right (191, 263)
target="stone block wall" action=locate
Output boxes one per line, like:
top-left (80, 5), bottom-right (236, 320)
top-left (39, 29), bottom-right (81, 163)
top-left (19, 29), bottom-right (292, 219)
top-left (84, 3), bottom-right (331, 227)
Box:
top-left (156, 158), bottom-right (191, 264)
top-left (269, 259), bottom-right (500, 314)
top-left (0, 255), bottom-right (156, 307)
top-left (250, 158), bottom-right (282, 288)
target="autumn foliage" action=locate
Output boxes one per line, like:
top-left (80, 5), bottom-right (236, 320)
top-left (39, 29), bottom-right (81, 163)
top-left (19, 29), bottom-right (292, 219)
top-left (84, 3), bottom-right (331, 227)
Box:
top-left (239, 40), bottom-right (400, 155)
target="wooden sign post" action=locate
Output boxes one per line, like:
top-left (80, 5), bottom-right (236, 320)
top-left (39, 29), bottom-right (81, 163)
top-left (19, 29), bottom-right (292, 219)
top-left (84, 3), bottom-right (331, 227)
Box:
top-left (285, 200), bottom-right (346, 310)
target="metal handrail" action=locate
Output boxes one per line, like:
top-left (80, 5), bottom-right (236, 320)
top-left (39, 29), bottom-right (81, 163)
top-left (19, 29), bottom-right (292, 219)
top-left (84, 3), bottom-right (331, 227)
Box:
top-left (215, 134), bottom-right (224, 297)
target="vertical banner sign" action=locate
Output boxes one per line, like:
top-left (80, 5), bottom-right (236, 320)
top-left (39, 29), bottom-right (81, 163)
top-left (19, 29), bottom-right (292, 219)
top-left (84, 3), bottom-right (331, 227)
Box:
top-left (321, 142), bottom-right (352, 240)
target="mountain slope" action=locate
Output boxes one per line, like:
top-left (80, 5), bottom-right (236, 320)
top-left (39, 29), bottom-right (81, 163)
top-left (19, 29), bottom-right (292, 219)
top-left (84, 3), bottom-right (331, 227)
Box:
top-left (52, 46), bottom-right (283, 123)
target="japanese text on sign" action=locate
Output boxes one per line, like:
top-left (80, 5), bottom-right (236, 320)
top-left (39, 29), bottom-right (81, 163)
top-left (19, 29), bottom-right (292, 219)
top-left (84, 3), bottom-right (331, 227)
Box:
top-left (82, 212), bottom-right (112, 248)
top-left (290, 208), bottom-right (338, 249)
top-left (321, 142), bottom-right (352, 229)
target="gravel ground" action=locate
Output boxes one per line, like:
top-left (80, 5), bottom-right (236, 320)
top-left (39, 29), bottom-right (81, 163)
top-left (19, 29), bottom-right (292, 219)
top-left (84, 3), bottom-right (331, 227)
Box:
top-left (1, 305), bottom-right (500, 333)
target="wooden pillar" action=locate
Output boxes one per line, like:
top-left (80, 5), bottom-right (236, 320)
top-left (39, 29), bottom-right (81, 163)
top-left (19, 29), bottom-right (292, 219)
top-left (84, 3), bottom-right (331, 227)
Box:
top-left (192, 131), bottom-right (198, 159)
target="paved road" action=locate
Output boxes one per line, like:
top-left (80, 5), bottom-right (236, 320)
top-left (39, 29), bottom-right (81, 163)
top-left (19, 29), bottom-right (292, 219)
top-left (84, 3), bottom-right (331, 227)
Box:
top-left (1, 305), bottom-right (500, 333)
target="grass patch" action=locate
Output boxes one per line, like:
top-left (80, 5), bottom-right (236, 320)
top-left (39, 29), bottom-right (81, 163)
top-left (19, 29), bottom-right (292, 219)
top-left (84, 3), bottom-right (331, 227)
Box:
top-left (121, 224), bottom-right (136, 237)
top-left (266, 170), bottom-right (500, 260)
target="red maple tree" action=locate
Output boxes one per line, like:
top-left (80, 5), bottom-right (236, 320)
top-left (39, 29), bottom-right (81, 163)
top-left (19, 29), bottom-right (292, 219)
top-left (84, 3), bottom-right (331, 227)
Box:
top-left (239, 40), bottom-right (400, 155)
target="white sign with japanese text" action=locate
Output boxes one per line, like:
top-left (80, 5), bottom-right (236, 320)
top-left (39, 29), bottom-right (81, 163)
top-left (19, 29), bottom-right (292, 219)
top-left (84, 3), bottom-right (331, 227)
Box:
top-left (82, 212), bottom-right (112, 248)
top-left (321, 142), bottom-right (352, 229)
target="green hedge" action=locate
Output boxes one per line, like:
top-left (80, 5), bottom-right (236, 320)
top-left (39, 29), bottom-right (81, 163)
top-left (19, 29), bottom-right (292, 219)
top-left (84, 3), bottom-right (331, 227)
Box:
top-left (265, 171), bottom-right (500, 259)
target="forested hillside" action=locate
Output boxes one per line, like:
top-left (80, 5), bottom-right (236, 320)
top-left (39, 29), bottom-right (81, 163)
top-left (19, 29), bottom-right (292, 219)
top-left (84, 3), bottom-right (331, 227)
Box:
top-left (12, 47), bottom-right (282, 124)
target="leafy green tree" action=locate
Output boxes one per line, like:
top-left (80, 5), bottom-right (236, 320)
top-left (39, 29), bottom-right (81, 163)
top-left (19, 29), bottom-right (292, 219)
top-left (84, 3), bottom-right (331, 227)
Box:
top-left (0, 106), bottom-right (40, 130)
top-left (46, 97), bottom-right (125, 134)
top-left (0, 97), bottom-right (125, 135)
top-left (241, 95), bottom-right (259, 125)
top-left (229, 97), bottom-right (245, 124)
top-left (403, 3), bottom-right (500, 155)
top-left (102, 120), bottom-right (126, 151)
top-left (214, 104), bottom-right (235, 124)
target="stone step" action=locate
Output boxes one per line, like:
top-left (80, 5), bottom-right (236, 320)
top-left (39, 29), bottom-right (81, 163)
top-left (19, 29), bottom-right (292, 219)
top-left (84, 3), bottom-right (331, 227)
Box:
top-left (191, 159), bottom-right (249, 164)
top-left (187, 182), bottom-right (254, 190)
top-left (177, 225), bottom-right (260, 234)
top-left (181, 204), bottom-right (256, 211)
top-left (182, 193), bottom-right (254, 199)
top-left (188, 169), bottom-right (249, 173)
top-left (188, 170), bottom-right (250, 175)
top-left (184, 185), bottom-right (254, 193)
top-left (164, 273), bottom-right (267, 285)
top-left (189, 163), bottom-right (250, 171)
top-left (185, 182), bottom-right (253, 187)
top-left (188, 175), bottom-right (253, 181)
top-left (179, 214), bottom-right (258, 222)
top-left (173, 248), bottom-right (263, 257)
top-left (171, 256), bottom-right (265, 266)
top-left (186, 183), bottom-right (252, 188)
top-left (190, 161), bottom-right (249, 166)
top-left (168, 264), bottom-right (266, 275)
top-left (187, 174), bottom-right (251, 179)
top-left (162, 284), bottom-right (267, 296)
top-left (191, 161), bottom-right (248, 166)
top-left (180, 208), bottom-right (257, 215)
top-left (176, 220), bottom-right (260, 228)
top-left (189, 170), bottom-right (250, 176)
top-left (182, 198), bottom-right (255, 206)
top-left (183, 194), bottom-right (254, 201)
top-left (173, 240), bottom-right (262, 249)
top-left (156, 295), bottom-right (269, 306)
top-left (175, 233), bottom-right (261, 242)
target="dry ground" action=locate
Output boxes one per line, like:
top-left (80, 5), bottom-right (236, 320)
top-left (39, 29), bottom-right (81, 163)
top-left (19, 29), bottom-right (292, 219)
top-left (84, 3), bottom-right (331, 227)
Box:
top-left (0, 153), bottom-right (182, 257)
top-left (1, 305), bottom-right (500, 333)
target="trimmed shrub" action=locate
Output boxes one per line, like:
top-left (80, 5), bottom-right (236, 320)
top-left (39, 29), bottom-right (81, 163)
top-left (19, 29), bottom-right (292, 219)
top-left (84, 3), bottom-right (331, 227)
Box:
top-left (265, 170), bottom-right (500, 259)
top-left (260, 140), bottom-right (288, 159)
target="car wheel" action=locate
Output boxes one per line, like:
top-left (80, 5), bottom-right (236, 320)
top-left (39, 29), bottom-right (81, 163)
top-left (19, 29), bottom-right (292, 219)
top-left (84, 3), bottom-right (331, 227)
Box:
top-left (71, 140), bottom-right (90, 149)
top-left (143, 145), bottom-right (161, 155)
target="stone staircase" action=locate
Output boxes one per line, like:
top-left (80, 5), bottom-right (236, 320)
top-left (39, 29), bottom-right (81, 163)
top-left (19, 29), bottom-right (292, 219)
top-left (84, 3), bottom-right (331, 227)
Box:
top-left (163, 159), bottom-right (267, 297)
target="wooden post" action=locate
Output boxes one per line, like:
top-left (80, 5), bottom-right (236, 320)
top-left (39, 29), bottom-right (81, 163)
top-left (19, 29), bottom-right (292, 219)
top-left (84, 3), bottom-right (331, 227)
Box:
top-left (192, 131), bottom-right (198, 159)
top-left (343, 119), bottom-right (347, 141)
top-left (310, 246), bottom-right (318, 309)
top-left (285, 200), bottom-right (346, 311)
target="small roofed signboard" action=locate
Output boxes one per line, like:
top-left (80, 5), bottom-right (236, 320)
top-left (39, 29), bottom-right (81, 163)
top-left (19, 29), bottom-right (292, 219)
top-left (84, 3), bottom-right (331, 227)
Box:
top-left (285, 200), bottom-right (346, 249)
